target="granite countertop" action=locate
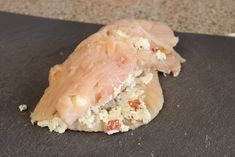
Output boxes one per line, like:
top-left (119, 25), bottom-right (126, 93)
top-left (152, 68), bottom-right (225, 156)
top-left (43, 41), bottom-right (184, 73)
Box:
top-left (0, 0), bottom-right (234, 35)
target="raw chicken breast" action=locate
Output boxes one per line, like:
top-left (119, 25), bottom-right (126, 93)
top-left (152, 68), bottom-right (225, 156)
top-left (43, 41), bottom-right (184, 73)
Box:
top-left (31, 20), bottom-right (185, 134)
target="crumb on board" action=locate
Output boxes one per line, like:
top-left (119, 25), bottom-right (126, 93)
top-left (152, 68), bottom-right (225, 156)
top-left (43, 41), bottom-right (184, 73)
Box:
top-left (151, 152), bottom-right (155, 157)
top-left (19, 104), bottom-right (28, 112)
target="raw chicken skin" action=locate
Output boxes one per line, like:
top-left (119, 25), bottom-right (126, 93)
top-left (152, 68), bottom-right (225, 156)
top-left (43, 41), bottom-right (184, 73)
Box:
top-left (31, 20), bottom-right (185, 129)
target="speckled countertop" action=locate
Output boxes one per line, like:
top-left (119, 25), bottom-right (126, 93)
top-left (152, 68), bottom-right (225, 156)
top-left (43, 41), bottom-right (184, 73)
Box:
top-left (0, 0), bottom-right (234, 35)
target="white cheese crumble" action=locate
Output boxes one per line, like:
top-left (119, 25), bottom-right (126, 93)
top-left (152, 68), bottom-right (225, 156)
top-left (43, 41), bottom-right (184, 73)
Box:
top-left (18, 104), bottom-right (27, 112)
top-left (156, 50), bottom-right (167, 61)
top-left (98, 109), bottom-right (109, 123)
top-left (114, 29), bottom-right (150, 50)
top-left (133, 37), bottom-right (150, 50)
top-left (37, 117), bottom-right (67, 133)
top-left (79, 109), bottom-right (96, 129)
top-left (120, 122), bottom-right (129, 132)
top-left (113, 69), bottom-right (142, 96)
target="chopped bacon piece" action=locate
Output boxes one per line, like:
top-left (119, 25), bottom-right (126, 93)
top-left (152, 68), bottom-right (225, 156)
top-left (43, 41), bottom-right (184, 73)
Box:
top-left (128, 99), bottom-right (141, 110)
top-left (107, 120), bottom-right (120, 131)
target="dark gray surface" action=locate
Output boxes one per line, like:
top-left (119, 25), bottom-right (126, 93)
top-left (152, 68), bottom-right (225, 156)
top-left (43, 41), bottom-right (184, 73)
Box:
top-left (0, 12), bottom-right (234, 157)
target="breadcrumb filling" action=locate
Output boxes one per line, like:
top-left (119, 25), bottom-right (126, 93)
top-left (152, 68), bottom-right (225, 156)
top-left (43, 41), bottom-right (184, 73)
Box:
top-left (37, 117), bottom-right (67, 133)
top-left (78, 70), bottom-right (152, 134)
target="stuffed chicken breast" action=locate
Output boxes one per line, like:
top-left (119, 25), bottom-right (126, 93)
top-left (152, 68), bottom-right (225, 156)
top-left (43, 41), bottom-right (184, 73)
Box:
top-left (31, 20), bottom-right (185, 134)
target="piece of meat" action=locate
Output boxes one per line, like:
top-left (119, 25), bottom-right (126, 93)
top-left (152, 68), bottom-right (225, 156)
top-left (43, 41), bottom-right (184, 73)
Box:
top-left (31, 19), bottom-right (185, 134)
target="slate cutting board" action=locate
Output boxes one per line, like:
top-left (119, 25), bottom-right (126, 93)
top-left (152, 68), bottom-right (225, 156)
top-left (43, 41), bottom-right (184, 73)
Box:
top-left (0, 12), bottom-right (234, 157)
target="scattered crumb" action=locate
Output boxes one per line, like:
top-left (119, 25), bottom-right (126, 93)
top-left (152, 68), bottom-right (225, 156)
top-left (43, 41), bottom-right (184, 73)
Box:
top-left (156, 50), bottom-right (166, 61)
top-left (184, 132), bottom-right (187, 136)
top-left (19, 104), bottom-right (28, 112)
top-left (151, 152), bottom-right (155, 157)
top-left (130, 132), bottom-right (134, 136)
top-left (137, 142), bottom-right (141, 146)
top-left (176, 105), bottom-right (180, 108)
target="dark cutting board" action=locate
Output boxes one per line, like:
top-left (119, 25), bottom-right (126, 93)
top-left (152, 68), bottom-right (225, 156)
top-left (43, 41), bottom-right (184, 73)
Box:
top-left (0, 12), bottom-right (234, 157)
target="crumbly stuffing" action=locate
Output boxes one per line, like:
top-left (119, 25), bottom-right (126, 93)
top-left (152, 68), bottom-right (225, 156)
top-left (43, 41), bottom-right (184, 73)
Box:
top-left (156, 50), bottom-right (166, 61)
top-left (132, 37), bottom-right (150, 50)
top-left (78, 71), bottom-right (152, 134)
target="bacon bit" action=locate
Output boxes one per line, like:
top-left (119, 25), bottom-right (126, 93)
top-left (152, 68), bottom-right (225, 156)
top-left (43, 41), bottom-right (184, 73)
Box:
top-left (121, 88), bottom-right (126, 93)
top-left (128, 99), bottom-right (141, 111)
top-left (107, 120), bottom-right (120, 131)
